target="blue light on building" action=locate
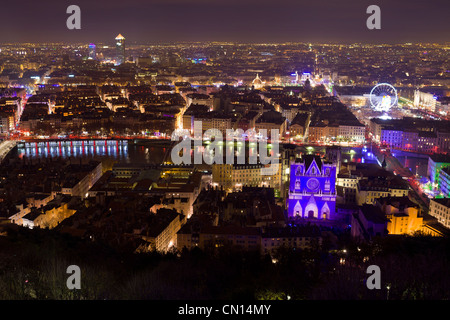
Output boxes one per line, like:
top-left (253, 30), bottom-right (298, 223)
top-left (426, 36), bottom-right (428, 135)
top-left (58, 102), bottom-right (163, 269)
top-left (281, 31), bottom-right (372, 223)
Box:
top-left (287, 155), bottom-right (337, 220)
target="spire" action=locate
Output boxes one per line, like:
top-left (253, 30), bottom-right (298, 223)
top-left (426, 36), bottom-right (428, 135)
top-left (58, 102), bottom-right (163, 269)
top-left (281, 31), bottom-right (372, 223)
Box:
top-left (115, 34), bottom-right (125, 40)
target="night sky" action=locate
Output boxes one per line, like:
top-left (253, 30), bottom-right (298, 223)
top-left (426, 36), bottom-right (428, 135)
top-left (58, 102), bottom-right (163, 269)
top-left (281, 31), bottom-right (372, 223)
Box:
top-left (1, 0), bottom-right (448, 44)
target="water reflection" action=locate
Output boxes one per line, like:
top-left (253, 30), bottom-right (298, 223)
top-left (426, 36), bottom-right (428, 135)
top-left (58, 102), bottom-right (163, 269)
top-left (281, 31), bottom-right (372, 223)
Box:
top-left (16, 141), bottom-right (166, 165)
top-left (394, 155), bottom-right (428, 177)
top-left (19, 144), bottom-right (126, 159)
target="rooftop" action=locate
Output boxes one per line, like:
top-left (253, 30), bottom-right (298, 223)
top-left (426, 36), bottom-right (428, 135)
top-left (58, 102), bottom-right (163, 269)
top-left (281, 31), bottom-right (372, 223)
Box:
top-left (375, 196), bottom-right (419, 209)
top-left (429, 154), bottom-right (450, 164)
top-left (360, 205), bottom-right (389, 224)
top-left (201, 225), bottom-right (260, 236)
top-left (431, 198), bottom-right (450, 208)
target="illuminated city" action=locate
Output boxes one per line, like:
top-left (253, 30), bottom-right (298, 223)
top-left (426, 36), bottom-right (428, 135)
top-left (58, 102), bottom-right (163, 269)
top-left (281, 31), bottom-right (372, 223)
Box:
top-left (0, 0), bottom-right (449, 307)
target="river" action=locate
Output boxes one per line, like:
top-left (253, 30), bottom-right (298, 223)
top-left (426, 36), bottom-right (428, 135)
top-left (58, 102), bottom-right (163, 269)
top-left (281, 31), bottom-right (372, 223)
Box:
top-left (13, 140), bottom-right (169, 166)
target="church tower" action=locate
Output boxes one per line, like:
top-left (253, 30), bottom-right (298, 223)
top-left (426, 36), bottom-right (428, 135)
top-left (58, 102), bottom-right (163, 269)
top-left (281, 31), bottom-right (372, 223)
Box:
top-left (326, 146), bottom-right (342, 174)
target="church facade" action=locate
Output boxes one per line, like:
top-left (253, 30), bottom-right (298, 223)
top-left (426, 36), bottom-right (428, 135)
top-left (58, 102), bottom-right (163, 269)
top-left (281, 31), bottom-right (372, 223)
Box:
top-left (287, 155), bottom-right (337, 220)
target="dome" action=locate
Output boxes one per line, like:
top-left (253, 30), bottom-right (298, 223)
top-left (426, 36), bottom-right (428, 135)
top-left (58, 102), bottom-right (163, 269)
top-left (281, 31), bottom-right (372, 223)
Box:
top-left (252, 73), bottom-right (262, 85)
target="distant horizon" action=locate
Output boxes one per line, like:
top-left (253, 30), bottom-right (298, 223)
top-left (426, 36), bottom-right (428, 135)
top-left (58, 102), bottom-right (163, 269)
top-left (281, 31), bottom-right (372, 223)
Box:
top-left (1, 40), bottom-right (449, 46)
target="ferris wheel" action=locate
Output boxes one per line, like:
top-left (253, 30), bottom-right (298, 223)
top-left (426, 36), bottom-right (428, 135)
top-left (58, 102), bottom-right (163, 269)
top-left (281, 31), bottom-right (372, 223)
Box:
top-left (369, 83), bottom-right (398, 112)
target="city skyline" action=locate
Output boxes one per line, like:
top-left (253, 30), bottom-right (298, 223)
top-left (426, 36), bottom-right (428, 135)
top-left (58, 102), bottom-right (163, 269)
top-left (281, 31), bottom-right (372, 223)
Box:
top-left (0, 0), bottom-right (449, 44)
top-left (0, 0), bottom-right (449, 304)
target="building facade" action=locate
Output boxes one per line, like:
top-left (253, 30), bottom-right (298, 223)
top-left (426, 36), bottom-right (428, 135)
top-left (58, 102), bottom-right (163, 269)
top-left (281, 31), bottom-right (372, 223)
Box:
top-left (375, 197), bottom-right (424, 235)
top-left (429, 198), bottom-right (450, 229)
top-left (212, 163), bottom-right (282, 194)
top-left (115, 34), bottom-right (125, 65)
top-left (88, 43), bottom-right (96, 60)
top-left (287, 155), bottom-right (337, 220)
top-left (428, 154), bottom-right (450, 186)
top-left (438, 167), bottom-right (450, 197)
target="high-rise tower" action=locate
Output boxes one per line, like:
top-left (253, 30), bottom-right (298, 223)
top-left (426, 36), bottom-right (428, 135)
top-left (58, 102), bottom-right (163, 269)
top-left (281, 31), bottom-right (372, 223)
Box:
top-left (115, 34), bottom-right (125, 64)
top-left (88, 43), bottom-right (96, 60)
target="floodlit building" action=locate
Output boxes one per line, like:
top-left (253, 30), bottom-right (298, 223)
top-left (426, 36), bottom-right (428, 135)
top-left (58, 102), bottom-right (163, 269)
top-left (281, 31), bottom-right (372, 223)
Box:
top-left (252, 73), bottom-right (264, 90)
top-left (115, 34), bottom-right (126, 64)
top-left (370, 118), bottom-right (450, 153)
top-left (138, 208), bottom-right (186, 253)
top-left (428, 154), bottom-right (450, 187)
top-left (356, 177), bottom-right (409, 205)
top-left (287, 155), bottom-right (337, 220)
top-left (0, 114), bottom-right (14, 134)
top-left (15, 195), bottom-right (77, 229)
top-left (61, 161), bottom-right (103, 198)
top-left (429, 198), bottom-right (450, 229)
top-left (212, 162), bottom-right (282, 194)
top-left (88, 43), bottom-right (96, 60)
top-left (438, 167), bottom-right (450, 197)
top-left (289, 112), bottom-right (310, 141)
top-left (375, 197), bottom-right (424, 235)
top-left (414, 88), bottom-right (438, 112)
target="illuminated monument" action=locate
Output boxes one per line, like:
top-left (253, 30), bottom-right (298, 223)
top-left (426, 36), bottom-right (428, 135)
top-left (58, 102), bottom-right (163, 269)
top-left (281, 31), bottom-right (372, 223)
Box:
top-left (88, 43), bottom-right (96, 60)
top-left (115, 34), bottom-right (125, 64)
top-left (252, 73), bottom-right (264, 89)
top-left (287, 155), bottom-right (337, 220)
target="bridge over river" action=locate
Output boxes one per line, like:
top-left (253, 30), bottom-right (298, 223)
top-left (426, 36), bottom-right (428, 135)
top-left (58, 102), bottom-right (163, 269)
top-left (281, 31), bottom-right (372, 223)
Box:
top-left (0, 140), bottom-right (17, 163)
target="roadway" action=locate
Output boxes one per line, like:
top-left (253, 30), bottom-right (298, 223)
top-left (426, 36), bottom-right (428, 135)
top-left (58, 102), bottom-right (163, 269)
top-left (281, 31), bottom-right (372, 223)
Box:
top-left (372, 143), bottom-right (430, 209)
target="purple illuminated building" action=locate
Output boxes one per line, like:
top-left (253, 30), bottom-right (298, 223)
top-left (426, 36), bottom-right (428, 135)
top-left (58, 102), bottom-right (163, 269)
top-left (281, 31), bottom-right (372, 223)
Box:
top-left (88, 43), bottom-right (96, 60)
top-left (287, 155), bottom-right (337, 220)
